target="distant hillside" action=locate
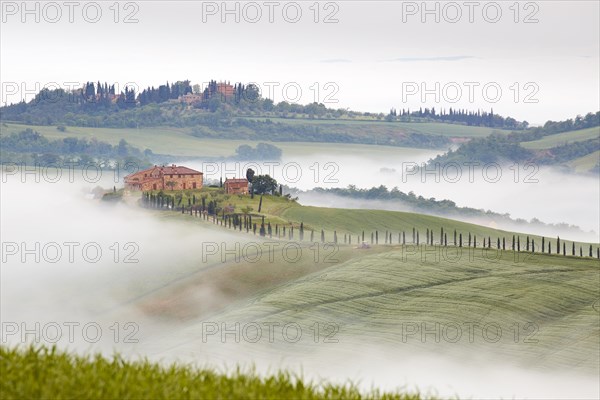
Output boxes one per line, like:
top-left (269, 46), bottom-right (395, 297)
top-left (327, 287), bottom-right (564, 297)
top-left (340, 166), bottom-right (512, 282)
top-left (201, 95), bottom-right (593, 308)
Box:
top-left (428, 112), bottom-right (600, 173)
top-left (0, 80), bottom-right (527, 149)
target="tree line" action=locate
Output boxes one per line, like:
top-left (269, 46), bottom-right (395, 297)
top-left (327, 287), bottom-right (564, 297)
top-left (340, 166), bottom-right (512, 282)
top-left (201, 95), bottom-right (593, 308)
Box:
top-left (140, 190), bottom-right (600, 261)
top-left (387, 107), bottom-right (528, 129)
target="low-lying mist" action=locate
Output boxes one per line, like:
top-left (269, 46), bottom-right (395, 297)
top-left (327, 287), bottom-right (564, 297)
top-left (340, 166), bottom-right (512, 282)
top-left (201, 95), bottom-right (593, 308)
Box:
top-left (187, 150), bottom-right (600, 238)
top-left (1, 169), bottom-right (598, 399)
top-left (295, 191), bottom-right (598, 243)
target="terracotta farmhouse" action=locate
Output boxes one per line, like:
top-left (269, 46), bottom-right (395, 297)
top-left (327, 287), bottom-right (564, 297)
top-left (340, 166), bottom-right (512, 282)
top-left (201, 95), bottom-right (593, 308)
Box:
top-left (125, 165), bottom-right (203, 191)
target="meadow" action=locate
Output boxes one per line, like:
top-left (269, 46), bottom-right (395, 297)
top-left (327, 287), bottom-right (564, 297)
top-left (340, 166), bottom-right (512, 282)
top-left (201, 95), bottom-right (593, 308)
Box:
top-left (0, 346), bottom-right (424, 400)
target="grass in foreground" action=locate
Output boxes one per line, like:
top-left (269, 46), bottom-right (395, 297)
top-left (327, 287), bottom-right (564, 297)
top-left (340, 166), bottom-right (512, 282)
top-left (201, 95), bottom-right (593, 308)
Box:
top-left (0, 345), bottom-right (425, 400)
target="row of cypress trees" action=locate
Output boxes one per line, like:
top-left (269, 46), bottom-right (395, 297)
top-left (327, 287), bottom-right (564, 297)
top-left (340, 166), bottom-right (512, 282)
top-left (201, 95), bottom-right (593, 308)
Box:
top-left (142, 192), bottom-right (600, 259)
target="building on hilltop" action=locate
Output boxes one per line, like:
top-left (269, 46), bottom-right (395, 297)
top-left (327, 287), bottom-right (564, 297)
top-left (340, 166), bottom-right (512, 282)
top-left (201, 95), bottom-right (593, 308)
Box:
top-left (216, 82), bottom-right (234, 98)
top-left (224, 178), bottom-right (249, 195)
top-left (179, 93), bottom-right (203, 104)
top-left (124, 165), bottom-right (203, 191)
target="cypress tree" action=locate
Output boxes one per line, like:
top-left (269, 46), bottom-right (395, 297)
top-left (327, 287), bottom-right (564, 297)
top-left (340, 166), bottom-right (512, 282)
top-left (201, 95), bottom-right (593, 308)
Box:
top-left (334, 231), bottom-right (338, 244)
top-left (531, 239), bottom-right (535, 253)
top-left (580, 246), bottom-right (583, 257)
top-left (258, 195), bottom-right (263, 213)
top-left (444, 233), bottom-right (447, 246)
top-left (417, 231), bottom-right (420, 245)
top-left (590, 244), bottom-right (593, 257)
top-left (503, 237), bottom-right (505, 250)
top-left (488, 236), bottom-right (491, 249)
top-left (402, 231), bottom-right (406, 244)
top-left (453, 229), bottom-right (457, 246)
top-left (572, 242), bottom-right (575, 256)
top-left (311, 230), bottom-right (314, 242)
top-left (526, 236), bottom-right (529, 252)
top-left (512, 235), bottom-right (515, 250)
top-left (362, 231), bottom-right (365, 242)
top-left (497, 238), bottom-right (500, 249)
top-left (562, 242), bottom-right (566, 256)
top-left (542, 237), bottom-right (545, 251)
top-left (371, 232), bottom-right (374, 244)
top-left (474, 235), bottom-right (477, 248)
top-left (299, 222), bottom-right (304, 241)
top-left (376, 231), bottom-right (378, 245)
top-left (321, 229), bottom-right (325, 243)
top-left (556, 237), bottom-right (560, 254)
top-left (459, 233), bottom-right (462, 247)
top-left (468, 233), bottom-right (471, 247)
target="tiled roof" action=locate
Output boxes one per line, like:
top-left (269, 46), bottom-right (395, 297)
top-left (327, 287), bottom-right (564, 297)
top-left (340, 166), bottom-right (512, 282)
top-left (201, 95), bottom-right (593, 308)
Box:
top-left (125, 165), bottom-right (202, 179)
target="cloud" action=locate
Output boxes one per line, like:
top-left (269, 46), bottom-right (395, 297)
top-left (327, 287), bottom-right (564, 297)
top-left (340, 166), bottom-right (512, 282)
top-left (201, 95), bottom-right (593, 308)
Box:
top-left (384, 55), bottom-right (476, 62)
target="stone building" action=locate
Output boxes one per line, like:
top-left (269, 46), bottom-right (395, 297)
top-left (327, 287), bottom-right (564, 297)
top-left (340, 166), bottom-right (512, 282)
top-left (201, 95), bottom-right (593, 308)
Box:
top-left (124, 165), bottom-right (203, 191)
top-left (224, 178), bottom-right (249, 195)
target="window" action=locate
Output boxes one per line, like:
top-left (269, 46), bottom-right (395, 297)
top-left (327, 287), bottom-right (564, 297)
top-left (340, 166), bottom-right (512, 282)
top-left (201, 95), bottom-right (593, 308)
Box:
top-left (170, 174), bottom-right (173, 178)
top-left (183, 183), bottom-right (186, 189)
top-left (153, 184), bottom-right (157, 190)
top-left (192, 182), bottom-right (197, 189)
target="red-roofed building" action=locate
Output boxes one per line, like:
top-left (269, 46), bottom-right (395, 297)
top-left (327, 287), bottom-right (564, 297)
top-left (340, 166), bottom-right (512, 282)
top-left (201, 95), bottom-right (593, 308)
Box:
top-left (216, 82), bottom-right (234, 98)
top-left (125, 165), bottom-right (203, 191)
top-left (224, 178), bottom-right (249, 195)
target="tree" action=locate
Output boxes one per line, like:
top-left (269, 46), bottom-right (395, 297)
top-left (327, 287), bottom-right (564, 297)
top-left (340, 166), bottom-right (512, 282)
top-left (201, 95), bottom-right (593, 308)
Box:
top-left (251, 175), bottom-right (278, 195)
top-left (246, 168), bottom-right (255, 182)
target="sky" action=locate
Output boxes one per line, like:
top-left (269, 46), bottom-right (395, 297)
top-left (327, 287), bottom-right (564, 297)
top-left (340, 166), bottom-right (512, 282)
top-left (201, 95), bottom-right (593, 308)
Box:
top-left (1, 0), bottom-right (599, 124)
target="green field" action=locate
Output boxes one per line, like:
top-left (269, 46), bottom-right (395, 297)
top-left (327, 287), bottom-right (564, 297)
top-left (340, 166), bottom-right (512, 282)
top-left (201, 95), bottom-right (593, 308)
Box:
top-left (568, 150), bottom-right (600, 172)
top-left (0, 346), bottom-right (423, 400)
top-left (124, 190), bottom-right (600, 326)
top-left (197, 243), bottom-right (600, 372)
top-left (244, 117), bottom-right (503, 138)
top-left (521, 126), bottom-right (600, 149)
top-left (128, 198), bottom-right (600, 373)
top-left (0, 123), bottom-right (438, 159)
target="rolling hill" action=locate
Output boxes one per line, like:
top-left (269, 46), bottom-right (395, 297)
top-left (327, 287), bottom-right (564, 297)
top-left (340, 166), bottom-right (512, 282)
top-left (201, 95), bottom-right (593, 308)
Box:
top-left (521, 126), bottom-right (600, 150)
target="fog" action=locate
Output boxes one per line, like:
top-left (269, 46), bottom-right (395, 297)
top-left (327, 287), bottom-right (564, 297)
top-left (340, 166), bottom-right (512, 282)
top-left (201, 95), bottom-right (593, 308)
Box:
top-left (187, 148), bottom-right (600, 239)
top-left (1, 169), bottom-right (599, 399)
top-left (295, 191), bottom-right (598, 243)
